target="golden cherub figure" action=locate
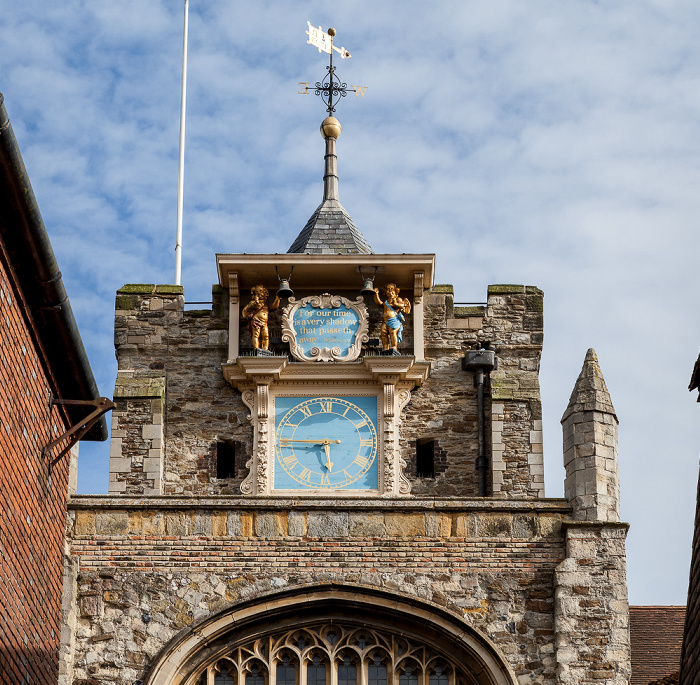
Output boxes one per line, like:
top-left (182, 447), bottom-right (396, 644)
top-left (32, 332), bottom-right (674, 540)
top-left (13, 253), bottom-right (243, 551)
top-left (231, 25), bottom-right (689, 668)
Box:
top-left (241, 285), bottom-right (280, 351)
top-left (373, 283), bottom-right (411, 352)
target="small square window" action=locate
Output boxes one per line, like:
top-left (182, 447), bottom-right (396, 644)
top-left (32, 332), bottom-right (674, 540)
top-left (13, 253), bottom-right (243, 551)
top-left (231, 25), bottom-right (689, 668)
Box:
top-left (416, 439), bottom-right (435, 478)
top-left (217, 441), bottom-right (236, 479)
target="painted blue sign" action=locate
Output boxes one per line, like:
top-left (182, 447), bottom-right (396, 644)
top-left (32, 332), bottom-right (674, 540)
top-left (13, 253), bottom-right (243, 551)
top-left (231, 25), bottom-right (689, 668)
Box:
top-left (292, 303), bottom-right (360, 356)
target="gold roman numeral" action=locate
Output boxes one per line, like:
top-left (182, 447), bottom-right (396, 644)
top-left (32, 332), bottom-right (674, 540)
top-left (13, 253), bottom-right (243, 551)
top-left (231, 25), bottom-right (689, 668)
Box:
top-left (282, 454), bottom-right (297, 467)
top-left (299, 468), bottom-right (312, 482)
top-left (320, 474), bottom-right (330, 487)
top-left (299, 405), bottom-right (312, 418)
top-left (354, 420), bottom-right (367, 430)
top-left (319, 401), bottom-right (332, 413)
top-left (354, 455), bottom-right (369, 468)
top-left (359, 439), bottom-right (374, 447)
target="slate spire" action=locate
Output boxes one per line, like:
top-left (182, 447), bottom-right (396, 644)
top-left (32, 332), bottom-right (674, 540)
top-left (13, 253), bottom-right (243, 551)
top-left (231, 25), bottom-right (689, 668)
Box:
top-left (287, 117), bottom-right (373, 255)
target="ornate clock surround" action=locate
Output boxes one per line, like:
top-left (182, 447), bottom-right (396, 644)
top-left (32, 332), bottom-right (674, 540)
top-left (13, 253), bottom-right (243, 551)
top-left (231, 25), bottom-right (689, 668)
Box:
top-left (223, 357), bottom-right (424, 496)
top-left (218, 254), bottom-right (435, 497)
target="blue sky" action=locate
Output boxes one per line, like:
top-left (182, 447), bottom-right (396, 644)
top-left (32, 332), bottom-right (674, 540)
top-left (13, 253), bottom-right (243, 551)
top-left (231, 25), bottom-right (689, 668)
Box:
top-left (2, 1), bottom-right (699, 605)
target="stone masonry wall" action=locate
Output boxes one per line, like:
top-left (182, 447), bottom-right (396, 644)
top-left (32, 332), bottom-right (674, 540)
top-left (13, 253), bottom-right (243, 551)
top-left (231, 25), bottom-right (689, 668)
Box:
top-left (110, 282), bottom-right (543, 499)
top-left (402, 284), bottom-right (544, 498)
top-left (554, 522), bottom-right (630, 685)
top-left (483, 285), bottom-right (545, 499)
top-left (112, 284), bottom-right (250, 496)
top-left (402, 285), bottom-right (485, 496)
top-left (66, 498), bottom-right (568, 685)
top-left (109, 373), bottom-right (165, 495)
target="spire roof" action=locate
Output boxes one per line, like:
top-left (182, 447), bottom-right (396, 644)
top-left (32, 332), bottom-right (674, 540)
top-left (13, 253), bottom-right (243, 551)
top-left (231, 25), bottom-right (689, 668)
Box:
top-left (561, 348), bottom-right (617, 422)
top-left (287, 117), bottom-right (373, 255)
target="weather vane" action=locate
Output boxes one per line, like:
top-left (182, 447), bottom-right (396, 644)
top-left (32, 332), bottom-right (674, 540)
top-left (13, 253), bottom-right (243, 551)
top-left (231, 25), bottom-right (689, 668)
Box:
top-left (298, 22), bottom-right (367, 115)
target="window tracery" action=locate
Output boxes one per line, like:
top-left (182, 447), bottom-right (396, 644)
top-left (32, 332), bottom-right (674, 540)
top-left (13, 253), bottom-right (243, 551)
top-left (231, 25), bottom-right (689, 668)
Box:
top-left (202, 623), bottom-right (471, 685)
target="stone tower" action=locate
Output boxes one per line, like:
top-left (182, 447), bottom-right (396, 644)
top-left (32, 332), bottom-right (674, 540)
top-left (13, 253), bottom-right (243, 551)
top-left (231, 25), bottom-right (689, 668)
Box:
top-left (60, 110), bottom-right (631, 685)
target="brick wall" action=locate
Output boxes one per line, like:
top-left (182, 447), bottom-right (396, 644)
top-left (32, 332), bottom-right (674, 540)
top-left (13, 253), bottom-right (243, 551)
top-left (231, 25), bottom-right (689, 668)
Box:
top-left (0, 251), bottom-right (72, 684)
top-left (67, 498), bottom-right (568, 685)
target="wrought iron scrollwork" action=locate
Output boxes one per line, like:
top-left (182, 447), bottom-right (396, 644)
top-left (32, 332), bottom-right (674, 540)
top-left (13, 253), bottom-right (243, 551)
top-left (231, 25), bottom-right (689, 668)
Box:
top-left (315, 65), bottom-right (348, 114)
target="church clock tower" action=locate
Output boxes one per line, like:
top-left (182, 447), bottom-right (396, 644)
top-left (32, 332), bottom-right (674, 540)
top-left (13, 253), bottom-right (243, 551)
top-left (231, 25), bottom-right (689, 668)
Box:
top-left (62, 25), bottom-right (631, 685)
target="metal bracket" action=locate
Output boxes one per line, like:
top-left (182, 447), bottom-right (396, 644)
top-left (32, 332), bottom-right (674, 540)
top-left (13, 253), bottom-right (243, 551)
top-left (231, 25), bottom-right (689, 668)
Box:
top-left (43, 393), bottom-right (116, 466)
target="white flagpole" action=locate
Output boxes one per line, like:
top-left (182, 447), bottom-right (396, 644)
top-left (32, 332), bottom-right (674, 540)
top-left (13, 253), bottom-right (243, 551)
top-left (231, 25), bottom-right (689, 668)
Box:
top-left (174, 0), bottom-right (189, 286)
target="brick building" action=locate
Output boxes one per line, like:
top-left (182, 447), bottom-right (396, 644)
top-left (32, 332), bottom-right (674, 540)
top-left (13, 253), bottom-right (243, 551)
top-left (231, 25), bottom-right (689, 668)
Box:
top-left (0, 94), bottom-right (108, 683)
top-left (62, 116), bottom-right (631, 684)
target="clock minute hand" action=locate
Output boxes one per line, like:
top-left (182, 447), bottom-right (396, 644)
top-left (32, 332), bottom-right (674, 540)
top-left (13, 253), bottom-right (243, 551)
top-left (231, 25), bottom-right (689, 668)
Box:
top-left (280, 439), bottom-right (341, 444)
top-left (279, 439), bottom-right (342, 444)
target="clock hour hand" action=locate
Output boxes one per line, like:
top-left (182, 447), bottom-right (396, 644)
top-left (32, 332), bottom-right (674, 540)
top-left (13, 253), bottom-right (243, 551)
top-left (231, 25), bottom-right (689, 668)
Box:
top-left (323, 442), bottom-right (333, 472)
top-left (278, 438), bottom-right (341, 472)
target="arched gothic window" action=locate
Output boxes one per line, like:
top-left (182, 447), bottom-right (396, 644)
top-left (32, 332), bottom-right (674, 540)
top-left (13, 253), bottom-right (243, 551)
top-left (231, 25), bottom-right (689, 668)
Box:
top-left (149, 589), bottom-right (515, 685)
top-left (196, 623), bottom-right (470, 685)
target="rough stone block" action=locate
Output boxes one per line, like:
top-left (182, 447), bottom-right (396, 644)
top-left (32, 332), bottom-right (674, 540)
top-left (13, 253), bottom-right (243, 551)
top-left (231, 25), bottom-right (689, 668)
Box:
top-left (349, 512), bottom-right (384, 536)
top-left (307, 511), bottom-right (349, 537)
top-left (74, 511), bottom-right (96, 536)
top-left (79, 594), bottom-right (103, 619)
top-left (192, 512), bottom-right (213, 536)
top-left (513, 515), bottom-right (538, 538)
top-left (240, 512), bottom-right (253, 537)
top-left (255, 512), bottom-right (287, 537)
top-left (165, 513), bottom-right (188, 536)
top-left (288, 511), bottom-right (307, 537)
top-left (452, 514), bottom-right (476, 537)
top-left (477, 513), bottom-right (512, 537)
top-left (226, 512), bottom-right (242, 536)
top-left (385, 512), bottom-right (425, 537)
top-left (130, 512), bottom-right (164, 536)
top-left (212, 512), bottom-right (227, 537)
top-left (539, 515), bottom-right (562, 538)
top-left (425, 512), bottom-right (451, 537)
top-left (95, 512), bottom-right (128, 535)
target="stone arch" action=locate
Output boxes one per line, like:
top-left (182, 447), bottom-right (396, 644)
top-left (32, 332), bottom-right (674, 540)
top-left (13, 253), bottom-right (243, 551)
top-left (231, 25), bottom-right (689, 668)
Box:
top-left (143, 584), bottom-right (517, 685)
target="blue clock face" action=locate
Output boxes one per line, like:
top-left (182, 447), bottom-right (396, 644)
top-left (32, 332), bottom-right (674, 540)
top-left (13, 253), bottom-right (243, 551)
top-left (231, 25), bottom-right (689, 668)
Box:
top-left (274, 396), bottom-right (379, 490)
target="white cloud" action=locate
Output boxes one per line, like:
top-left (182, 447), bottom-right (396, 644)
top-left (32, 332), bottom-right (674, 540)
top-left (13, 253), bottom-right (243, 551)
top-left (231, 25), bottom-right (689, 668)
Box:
top-left (1, 0), bottom-right (699, 605)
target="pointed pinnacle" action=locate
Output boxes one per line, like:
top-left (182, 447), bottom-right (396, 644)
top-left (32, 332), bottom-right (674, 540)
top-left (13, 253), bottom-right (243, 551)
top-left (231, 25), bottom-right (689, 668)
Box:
top-left (561, 348), bottom-right (617, 422)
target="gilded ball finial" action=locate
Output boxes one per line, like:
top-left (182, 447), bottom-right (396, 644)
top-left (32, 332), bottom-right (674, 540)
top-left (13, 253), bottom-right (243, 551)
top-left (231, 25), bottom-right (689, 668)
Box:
top-left (328, 28), bottom-right (336, 37)
top-left (320, 116), bottom-right (341, 139)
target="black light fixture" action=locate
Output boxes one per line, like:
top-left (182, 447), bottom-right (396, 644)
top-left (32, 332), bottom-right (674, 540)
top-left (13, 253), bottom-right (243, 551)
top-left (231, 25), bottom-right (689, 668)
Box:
top-left (276, 266), bottom-right (294, 299)
top-left (359, 266), bottom-right (378, 296)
